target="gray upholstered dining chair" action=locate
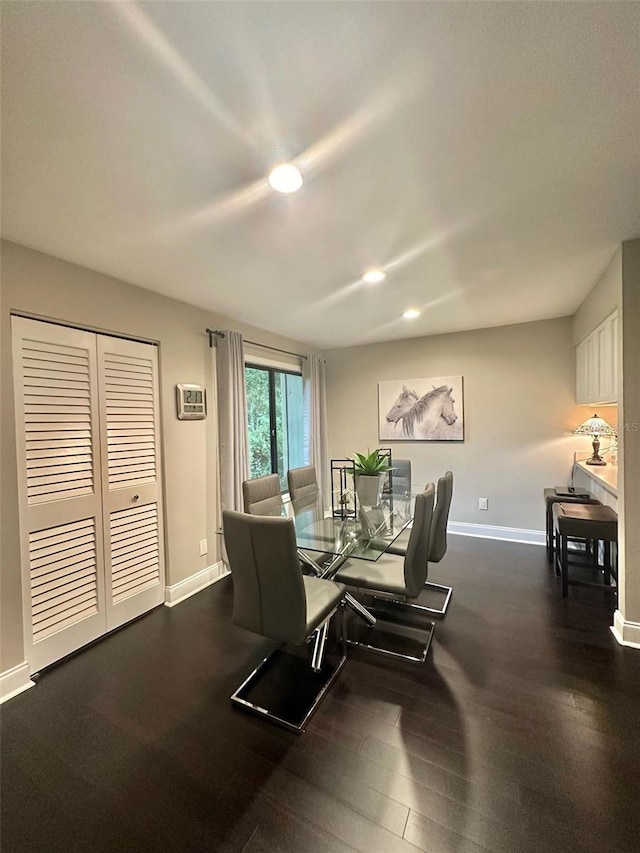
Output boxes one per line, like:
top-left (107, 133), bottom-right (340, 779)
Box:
top-left (242, 472), bottom-right (285, 515)
top-left (386, 470), bottom-right (454, 615)
top-left (223, 509), bottom-right (347, 733)
top-left (384, 458), bottom-right (412, 496)
top-left (287, 465), bottom-right (319, 502)
top-left (335, 483), bottom-right (436, 663)
top-left (244, 471), bottom-right (333, 573)
top-left (286, 465), bottom-right (338, 571)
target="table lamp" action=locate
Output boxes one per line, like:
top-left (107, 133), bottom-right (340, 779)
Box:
top-left (573, 413), bottom-right (617, 466)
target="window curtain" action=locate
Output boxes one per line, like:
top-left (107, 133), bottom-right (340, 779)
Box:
top-left (303, 354), bottom-right (329, 504)
top-left (216, 330), bottom-right (249, 513)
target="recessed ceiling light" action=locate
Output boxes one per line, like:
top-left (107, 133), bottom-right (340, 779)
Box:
top-left (362, 268), bottom-right (386, 284)
top-left (268, 162), bottom-right (303, 193)
top-left (403, 309), bottom-right (420, 319)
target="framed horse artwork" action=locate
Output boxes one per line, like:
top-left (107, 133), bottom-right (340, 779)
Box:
top-left (378, 376), bottom-right (464, 441)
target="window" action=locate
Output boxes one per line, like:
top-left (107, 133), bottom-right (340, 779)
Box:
top-left (245, 364), bottom-right (305, 491)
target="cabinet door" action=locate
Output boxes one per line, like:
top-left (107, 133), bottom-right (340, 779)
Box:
top-left (578, 334), bottom-right (598, 404)
top-left (575, 311), bottom-right (618, 405)
top-left (595, 311), bottom-right (618, 404)
top-left (586, 335), bottom-right (599, 402)
top-left (595, 321), bottom-right (612, 402)
top-left (576, 338), bottom-right (589, 404)
top-left (605, 312), bottom-right (618, 403)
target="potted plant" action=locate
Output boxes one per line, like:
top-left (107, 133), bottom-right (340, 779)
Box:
top-left (351, 449), bottom-right (390, 506)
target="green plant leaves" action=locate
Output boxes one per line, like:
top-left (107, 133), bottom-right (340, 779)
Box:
top-left (351, 449), bottom-right (390, 475)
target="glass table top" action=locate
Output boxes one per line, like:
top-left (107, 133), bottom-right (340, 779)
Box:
top-left (265, 488), bottom-right (419, 563)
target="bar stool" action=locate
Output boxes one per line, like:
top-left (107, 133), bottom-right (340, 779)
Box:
top-left (552, 502), bottom-right (618, 598)
top-left (543, 487), bottom-right (600, 564)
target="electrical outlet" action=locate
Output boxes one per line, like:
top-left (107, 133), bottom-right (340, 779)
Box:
top-left (478, 497), bottom-right (489, 511)
top-left (199, 539), bottom-right (208, 557)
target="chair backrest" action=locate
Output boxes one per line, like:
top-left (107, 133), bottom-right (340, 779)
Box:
top-left (243, 473), bottom-right (283, 515)
top-left (223, 510), bottom-right (307, 644)
top-left (392, 459), bottom-right (412, 495)
top-left (403, 483), bottom-right (436, 598)
top-left (287, 465), bottom-right (319, 502)
top-left (429, 471), bottom-right (453, 562)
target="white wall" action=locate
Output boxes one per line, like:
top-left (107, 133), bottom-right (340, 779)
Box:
top-left (0, 240), bottom-right (315, 672)
top-left (614, 237), bottom-right (640, 646)
top-left (325, 317), bottom-right (591, 534)
top-left (572, 248), bottom-right (621, 345)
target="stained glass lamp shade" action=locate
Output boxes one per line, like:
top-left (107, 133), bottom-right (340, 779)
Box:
top-left (573, 413), bottom-right (616, 466)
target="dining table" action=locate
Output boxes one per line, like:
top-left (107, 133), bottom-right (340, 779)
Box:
top-left (263, 486), bottom-right (420, 628)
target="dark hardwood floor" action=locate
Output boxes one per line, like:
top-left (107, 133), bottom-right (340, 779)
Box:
top-left (2, 535), bottom-right (640, 853)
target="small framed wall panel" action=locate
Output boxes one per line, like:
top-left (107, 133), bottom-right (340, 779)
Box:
top-left (176, 384), bottom-right (206, 420)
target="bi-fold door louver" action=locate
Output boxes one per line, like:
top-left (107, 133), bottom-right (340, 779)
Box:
top-left (22, 339), bottom-right (94, 504)
top-left (110, 504), bottom-right (160, 605)
top-left (104, 352), bottom-right (156, 489)
top-left (29, 518), bottom-right (99, 643)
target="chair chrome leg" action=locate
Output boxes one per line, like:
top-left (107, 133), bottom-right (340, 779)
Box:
top-left (347, 620), bottom-right (435, 664)
top-left (231, 648), bottom-right (347, 734)
top-left (340, 601), bottom-right (347, 657)
top-left (345, 592), bottom-right (376, 626)
top-left (311, 622), bottom-right (329, 672)
top-left (419, 581), bottom-right (453, 616)
top-left (231, 604), bottom-right (348, 735)
top-left (297, 548), bottom-right (322, 576)
top-left (344, 591), bottom-right (436, 664)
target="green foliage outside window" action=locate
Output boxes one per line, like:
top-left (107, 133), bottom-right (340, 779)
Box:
top-left (246, 365), bottom-right (305, 490)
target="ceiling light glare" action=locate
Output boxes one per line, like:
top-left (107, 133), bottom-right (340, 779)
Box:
top-left (403, 309), bottom-right (420, 319)
top-left (268, 163), bottom-right (303, 194)
top-left (363, 268), bottom-right (386, 284)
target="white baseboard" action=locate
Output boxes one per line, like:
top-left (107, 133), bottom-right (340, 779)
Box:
top-left (164, 561), bottom-right (230, 607)
top-left (449, 522), bottom-right (545, 547)
top-left (611, 610), bottom-right (640, 649)
top-left (0, 661), bottom-right (35, 704)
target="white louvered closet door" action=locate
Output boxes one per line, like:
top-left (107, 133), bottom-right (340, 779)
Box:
top-left (12, 317), bottom-right (107, 671)
top-left (97, 335), bottom-right (164, 630)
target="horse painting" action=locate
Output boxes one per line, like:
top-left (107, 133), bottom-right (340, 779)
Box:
top-left (384, 385), bottom-right (418, 427)
top-left (379, 376), bottom-right (464, 441)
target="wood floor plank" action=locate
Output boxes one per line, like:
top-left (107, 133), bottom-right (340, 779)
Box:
top-left (279, 748), bottom-right (410, 837)
top-left (403, 810), bottom-right (493, 853)
top-left (218, 795), bottom-right (359, 853)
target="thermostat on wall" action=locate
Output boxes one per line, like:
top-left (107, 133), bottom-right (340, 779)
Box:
top-left (176, 384), bottom-right (206, 420)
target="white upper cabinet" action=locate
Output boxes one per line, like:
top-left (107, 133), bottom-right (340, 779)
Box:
top-left (576, 310), bottom-right (618, 404)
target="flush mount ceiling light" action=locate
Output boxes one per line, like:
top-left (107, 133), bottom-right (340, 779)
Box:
top-left (268, 162), bottom-right (303, 193)
top-left (403, 309), bottom-right (420, 319)
top-left (362, 268), bottom-right (387, 284)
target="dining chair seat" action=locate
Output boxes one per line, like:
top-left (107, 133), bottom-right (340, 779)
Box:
top-left (334, 554), bottom-right (408, 597)
top-left (302, 576), bottom-right (347, 634)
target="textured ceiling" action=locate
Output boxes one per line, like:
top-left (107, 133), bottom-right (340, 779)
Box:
top-left (2, 1), bottom-right (639, 349)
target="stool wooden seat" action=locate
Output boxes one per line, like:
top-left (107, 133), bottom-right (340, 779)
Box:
top-left (552, 502), bottom-right (618, 598)
top-left (543, 487), bottom-right (600, 563)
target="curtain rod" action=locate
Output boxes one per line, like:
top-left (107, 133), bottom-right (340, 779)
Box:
top-left (206, 328), bottom-right (308, 360)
